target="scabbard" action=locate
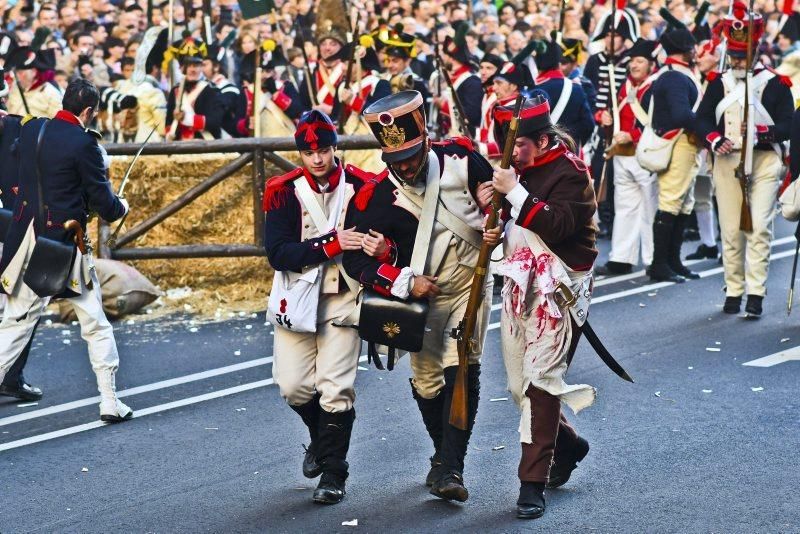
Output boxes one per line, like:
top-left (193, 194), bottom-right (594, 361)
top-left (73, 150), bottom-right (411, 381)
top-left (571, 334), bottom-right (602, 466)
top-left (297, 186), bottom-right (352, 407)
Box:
top-left (578, 318), bottom-right (634, 383)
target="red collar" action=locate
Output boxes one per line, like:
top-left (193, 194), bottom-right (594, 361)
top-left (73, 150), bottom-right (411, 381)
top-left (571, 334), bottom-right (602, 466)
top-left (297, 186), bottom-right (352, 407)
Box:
top-left (497, 93), bottom-right (518, 105)
top-left (302, 161), bottom-right (342, 193)
top-left (535, 69), bottom-right (564, 84)
top-left (452, 64), bottom-right (471, 80)
top-left (665, 57), bottom-right (689, 67)
top-left (54, 110), bottom-right (82, 126)
top-left (519, 143), bottom-right (567, 172)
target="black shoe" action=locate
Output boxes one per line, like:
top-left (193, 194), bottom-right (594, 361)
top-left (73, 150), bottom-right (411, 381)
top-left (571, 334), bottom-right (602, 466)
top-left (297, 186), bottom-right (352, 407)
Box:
top-left (672, 265), bottom-right (700, 280)
top-left (723, 296), bottom-right (742, 314)
top-left (430, 471), bottom-right (469, 502)
top-left (669, 214), bottom-right (699, 279)
top-left (686, 244), bottom-right (719, 260)
top-left (426, 453), bottom-right (444, 487)
top-left (744, 295), bottom-right (763, 319)
top-left (547, 436), bottom-right (590, 489)
top-left (646, 263), bottom-right (686, 283)
top-left (0, 382), bottom-right (43, 401)
top-left (302, 444), bottom-right (322, 479)
top-left (313, 473), bottom-right (346, 504)
top-left (596, 261), bottom-right (633, 276)
top-left (516, 482), bottom-right (546, 519)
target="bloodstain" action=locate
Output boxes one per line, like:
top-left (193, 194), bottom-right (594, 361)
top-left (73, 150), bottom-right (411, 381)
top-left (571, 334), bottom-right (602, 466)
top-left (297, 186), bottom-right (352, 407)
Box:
top-left (534, 303), bottom-right (558, 340)
top-left (280, 299), bottom-right (287, 313)
top-left (535, 253), bottom-right (552, 276)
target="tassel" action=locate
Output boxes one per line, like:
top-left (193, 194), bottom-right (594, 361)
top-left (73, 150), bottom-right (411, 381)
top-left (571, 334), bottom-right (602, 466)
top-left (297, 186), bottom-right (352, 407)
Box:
top-left (354, 179), bottom-right (378, 211)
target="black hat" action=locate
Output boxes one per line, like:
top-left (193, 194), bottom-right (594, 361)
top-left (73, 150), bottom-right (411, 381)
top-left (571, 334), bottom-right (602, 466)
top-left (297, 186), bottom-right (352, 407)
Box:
top-left (559, 38), bottom-right (584, 64)
top-left (206, 43), bottom-right (226, 64)
top-left (496, 40), bottom-right (538, 86)
top-left (532, 39), bottom-right (562, 72)
top-left (9, 47), bottom-right (56, 71)
top-left (592, 9), bottom-right (639, 42)
top-left (144, 27), bottom-right (168, 75)
top-left (295, 110), bottom-right (338, 151)
top-left (692, 1), bottom-right (712, 43)
top-left (240, 42), bottom-right (288, 83)
top-left (165, 31), bottom-right (208, 66)
top-left (659, 8), bottom-right (697, 55)
top-left (0, 32), bottom-right (17, 61)
top-left (363, 90), bottom-right (427, 163)
top-left (382, 25), bottom-right (417, 59)
top-left (492, 94), bottom-right (551, 148)
top-left (480, 53), bottom-right (505, 70)
top-left (627, 38), bottom-right (657, 60)
top-left (442, 21), bottom-right (471, 65)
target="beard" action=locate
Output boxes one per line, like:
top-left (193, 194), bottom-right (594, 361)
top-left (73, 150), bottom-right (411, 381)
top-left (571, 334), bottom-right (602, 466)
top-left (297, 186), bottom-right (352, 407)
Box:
top-left (732, 69), bottom-right (747, 79)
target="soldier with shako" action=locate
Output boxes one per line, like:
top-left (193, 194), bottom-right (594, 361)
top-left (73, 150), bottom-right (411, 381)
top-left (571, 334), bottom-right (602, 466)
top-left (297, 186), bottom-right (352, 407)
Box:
top-left (476, 52), bottom-right (504, 155)
top-left (491, 95), bottom-right (597, 520)
top-left (696, 1), bottom-right (794, 318)
top-left (165, 33), bottom-right (224, 140)
top-left (596, 38), bottom-right (659, 276)
top-left (379, 27), bottom-right (430, 103)
top-left (342, 90), bottom-right (499, 502)
top-left (263, 110), bottom-right (374, 504)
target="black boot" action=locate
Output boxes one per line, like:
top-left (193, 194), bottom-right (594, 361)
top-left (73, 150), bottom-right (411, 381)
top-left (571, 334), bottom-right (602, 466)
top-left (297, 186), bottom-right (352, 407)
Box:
top-left (595, 261), bottom-right (633, 276)
top-left (669, 214), bottom-right (699, 279)
top-left (411, 379), bottom-right (445, 487)
top-left (744, 295), bottom-right (763, 319)
top-left (723, 296), bottom-right (742, 314)
top-left (647, 211), bottom-right (686, 283)
top-left (547, 429), bottom-right (589, 489)
top-left (430, 365), bottom-right (480, 503)
top-left (686, 243), bottom-right (719, 260)
top-left (289, 393), bottom-right (322, 479)
top-left (517, 482), bottom-right (546, 519)
top-left (313, 408), bottom-right (355, 504)
top-left (0, 321), bottom-right (43, 401)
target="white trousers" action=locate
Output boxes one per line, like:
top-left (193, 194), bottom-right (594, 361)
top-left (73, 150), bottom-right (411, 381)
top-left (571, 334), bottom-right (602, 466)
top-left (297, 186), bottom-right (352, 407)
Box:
top-left (713, 150), bottom-right (781, 297)
top-left (0, 267), bottom-right (119, 384)
top-left (609, 155), bottom-right (659, 266)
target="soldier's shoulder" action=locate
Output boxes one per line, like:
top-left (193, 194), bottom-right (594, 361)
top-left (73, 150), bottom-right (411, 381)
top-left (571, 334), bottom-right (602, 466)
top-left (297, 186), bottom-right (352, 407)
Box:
top-left (262, 167), bottom-right (304, 211)
top-left (84, 128), bottom-right (103, 140)
top-left (433, 136), bottom-right (476, 157)
top-left (766, 68), bottom-right (793, 88)
top-left (266, 167), bottom-right (304, 190)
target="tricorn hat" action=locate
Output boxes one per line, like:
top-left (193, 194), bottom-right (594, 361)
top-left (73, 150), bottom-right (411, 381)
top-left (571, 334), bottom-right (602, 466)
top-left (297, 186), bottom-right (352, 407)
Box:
top-left (8, 47), bottom-right (56, 71)
top-left (442, 21), bottom-right (471, 65)
top-left (363, 90), bottom-right (427, 163)
top-left (627, 38), bottom-right (657, 60)
top-left (659, 8), bottom-right (697, 55)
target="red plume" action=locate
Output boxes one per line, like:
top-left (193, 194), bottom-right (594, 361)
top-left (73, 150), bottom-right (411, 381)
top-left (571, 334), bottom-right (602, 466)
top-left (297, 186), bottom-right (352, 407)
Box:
top-left (783, 0), bottom-right (795, 15)
top-left (733, 1), bottom-right (747, 20)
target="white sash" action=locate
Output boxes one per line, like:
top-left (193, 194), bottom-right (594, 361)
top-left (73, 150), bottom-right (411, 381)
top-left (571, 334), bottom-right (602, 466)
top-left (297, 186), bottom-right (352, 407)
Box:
top-left (550, 78), bottom-right (573, 124)
top-left (715, 69), bottom-right (775, 124)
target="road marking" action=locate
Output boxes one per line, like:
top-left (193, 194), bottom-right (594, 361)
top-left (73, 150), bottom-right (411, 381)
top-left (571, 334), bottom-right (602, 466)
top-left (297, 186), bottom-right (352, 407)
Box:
top-left (0, 356), bottom-right (275, 427)
top-left (742, 347), bottom-right (800, 367)
top-left (0, 378), bottom-right (276, 452)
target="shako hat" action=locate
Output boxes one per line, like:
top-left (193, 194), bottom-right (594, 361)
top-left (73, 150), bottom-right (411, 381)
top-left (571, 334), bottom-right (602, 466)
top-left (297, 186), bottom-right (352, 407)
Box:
top-left (721, 1), bottom-right (765, 57)
top-left (559, 37), bottom-right (584, 64)
top-left (363, 90), bottom-right (427, 163)
top-left (295, 109), bottom-right (338, 151)
top-left (492, 94), bottom-right (551, 148)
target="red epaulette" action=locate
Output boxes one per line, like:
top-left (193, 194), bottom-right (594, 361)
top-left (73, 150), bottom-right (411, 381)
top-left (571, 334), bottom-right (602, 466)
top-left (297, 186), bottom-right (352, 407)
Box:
top-left (564, 150), bottom-right (588, 173)
top-left (767, 67), bottom-right (793, 87)
top-left (353, 168), bottom-right (390, 211)
top-left (345, 163), bottom-right (379, 183)
top-left (433, 136), bottom-right (475, 152)
top-left (706, 71), bottom-right (720, 83)
top-left (262, 167), bottom-right (303, 211)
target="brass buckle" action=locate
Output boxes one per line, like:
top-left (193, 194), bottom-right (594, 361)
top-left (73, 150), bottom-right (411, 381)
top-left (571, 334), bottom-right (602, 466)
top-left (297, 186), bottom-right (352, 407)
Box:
top-left (554, 282), bottom-right (578, 309)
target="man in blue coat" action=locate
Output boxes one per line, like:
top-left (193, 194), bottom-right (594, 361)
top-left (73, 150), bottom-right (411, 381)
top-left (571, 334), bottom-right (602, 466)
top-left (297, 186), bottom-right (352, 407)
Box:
top-left (0, 78), bottom-right (133, 423)
top-left (0, 112), bottom-right (42, 402)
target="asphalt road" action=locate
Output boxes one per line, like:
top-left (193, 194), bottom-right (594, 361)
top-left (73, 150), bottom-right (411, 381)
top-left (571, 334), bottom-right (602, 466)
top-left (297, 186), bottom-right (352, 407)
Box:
top-left (1, 220), bottom-right (799, 533)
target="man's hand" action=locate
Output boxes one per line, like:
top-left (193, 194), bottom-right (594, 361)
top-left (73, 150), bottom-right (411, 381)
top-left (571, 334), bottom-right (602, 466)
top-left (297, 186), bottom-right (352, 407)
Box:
top-left (173, 110), bottom-right (185, 124)
top-left (337, 86), bottom-right (353, 104)
top-left (338, 226), bottom-right (366, 251)
top-left (482, 222), bottom-right (502, 246)
top-left (613, 131), bottom-right (633, 144)
top-left (476, 181), bottom-right (494, 210)
top-left (492, 167), bottom-right (518, 195)
top-left (313, 103), bottom-right (333, 115)
top-left (715, 138), bottom-right (734, 156)
top-left (411, 275), bottom-right (441, 298)
top-left (600, 110), bottom-right (612, 127)
top-left (361, 229), bottom-right (387, 257)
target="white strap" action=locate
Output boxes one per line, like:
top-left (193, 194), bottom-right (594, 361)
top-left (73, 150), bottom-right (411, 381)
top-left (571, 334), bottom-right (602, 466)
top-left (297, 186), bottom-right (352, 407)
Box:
top-left (550, 78), bottom-right (573, 124)
top-left (409, 152), bottom-right (440, 273)
top-left (386, 158), bottom-right (483, 251)
top-left (624, 80), bottom-right (650, 126)
top-left (294, 172), bottom-right (359, 295)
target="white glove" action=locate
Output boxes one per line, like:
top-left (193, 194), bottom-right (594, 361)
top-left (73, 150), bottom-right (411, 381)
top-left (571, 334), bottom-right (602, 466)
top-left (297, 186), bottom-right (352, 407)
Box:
top-left (119, 197), bottom-right (129, 215)
top-left (180, 106), bottom-right (196, 127)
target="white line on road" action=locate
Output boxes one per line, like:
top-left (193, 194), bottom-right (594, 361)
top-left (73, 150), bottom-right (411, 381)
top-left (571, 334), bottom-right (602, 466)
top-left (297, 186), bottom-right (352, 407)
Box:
top-left (0, 356), bottom-right (275, 427)
top-left (0, 378), bottom-right (276, 452)
top-left (742, 347), bottom-right (800, 367)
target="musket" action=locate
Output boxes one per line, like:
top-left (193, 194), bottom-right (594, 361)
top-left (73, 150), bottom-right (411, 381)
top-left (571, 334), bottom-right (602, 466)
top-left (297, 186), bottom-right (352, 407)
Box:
top-left (202, 0), bottom-right (212, 44)
top-left (448, 93), bottom-right (525, 430)
top-left (336, 7), bottom-right (359, 134)
top-left (271, 9), bottom-right (302, 94)
top-left (294, 18), bottom-right (318, 106)
top-left (427, 35), bottom-right (442, 138)
top-left (438, 56), bottom-right (471, 138)
top-left (788, 222), bottom-right (800, 315)
top-left (254, 46), bottom-right (263, 137)
top-left (555, 0), bottom-right (569, 45)
top-left (736, 0), bottom-right (755, 233)
top-left (106, 126), bottom-right (157, 247)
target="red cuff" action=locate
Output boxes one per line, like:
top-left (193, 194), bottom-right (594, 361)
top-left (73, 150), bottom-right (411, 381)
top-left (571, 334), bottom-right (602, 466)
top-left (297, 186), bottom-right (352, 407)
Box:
top-left (350, 94), bottom-right (365, 113)
top-left (375, 237), bottom-right (395, 263)
top-left (373, 263), bottom-right (402, 296)
top-left (273, 88), bottom-right (291, 111)
top-left (661, 129), bottom-right (680, 140)
top-left (322, 233), bottom-right (343, 258)
top-left (705, 131), bottom-right (721, 149)
top-left (756, 124), bottom-right (769, 133)
top-left (594, 110), bottom-right (605, 123)
top-left (237, 118), bottom-right (249, 136)
top-left (487, 142), bottom-right (500, 158)
top-left (192, 114), bottom-right (206, 131)
top-left (520, 200), bottom-right (547, 228)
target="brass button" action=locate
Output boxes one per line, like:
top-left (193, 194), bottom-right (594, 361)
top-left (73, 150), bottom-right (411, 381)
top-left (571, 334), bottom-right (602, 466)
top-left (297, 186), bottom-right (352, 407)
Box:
top-left (46, 221), bottom-right (52, 227)
top-left (22, 201), bottom-right (27, 206)
top-left (304, 224), bottom-right (310, 228)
